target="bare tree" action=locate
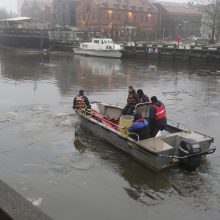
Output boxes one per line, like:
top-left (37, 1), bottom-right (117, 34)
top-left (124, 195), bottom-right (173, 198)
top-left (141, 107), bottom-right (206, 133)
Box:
top-left (0, 8), bottom-right (10, 19)
top-left (189, 0), bottom-right (220, 41)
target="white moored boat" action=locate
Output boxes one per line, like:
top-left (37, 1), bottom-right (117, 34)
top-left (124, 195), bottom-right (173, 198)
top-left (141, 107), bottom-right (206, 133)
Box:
top-left (73, 38), bottom-right (122, 58)
top-left (75, 102), bottom-right (216, 171)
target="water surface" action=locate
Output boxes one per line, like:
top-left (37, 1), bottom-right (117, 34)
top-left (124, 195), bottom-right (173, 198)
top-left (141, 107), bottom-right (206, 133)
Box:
top-left (0, 51), bottom-right (220, 220)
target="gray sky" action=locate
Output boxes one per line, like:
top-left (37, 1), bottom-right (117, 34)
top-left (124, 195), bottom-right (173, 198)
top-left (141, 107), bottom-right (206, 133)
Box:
top-left (0, 0), bottom-right (188, 13)
top-left (0, 0), bottom-right (17, 12)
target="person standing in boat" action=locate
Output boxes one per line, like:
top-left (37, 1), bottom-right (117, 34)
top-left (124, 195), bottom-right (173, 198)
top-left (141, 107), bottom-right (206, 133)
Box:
top-left (149, 96), bottom-right (167, 137)
top-left (137, 89), bottom-right (150, 103)
top-left (126, 113), bottom-right (150, 140)
top-left (73, 90), bottom-right (91, 112)
top-left (121, 86), bottom-right (139, 115)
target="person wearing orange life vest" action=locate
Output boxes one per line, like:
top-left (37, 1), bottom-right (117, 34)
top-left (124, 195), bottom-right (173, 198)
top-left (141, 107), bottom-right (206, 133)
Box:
top-left (73, 90), bottom-right (90, 111)
top-left (149, 96), bottom-right (167, 137)
top-left (121, 85), bottom-right (139, 115)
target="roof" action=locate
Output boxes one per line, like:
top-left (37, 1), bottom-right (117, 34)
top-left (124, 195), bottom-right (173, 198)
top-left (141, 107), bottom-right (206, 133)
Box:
top-left (154, 1), bottom-right (201, 15)
top-left (1, 17), bottom-right (31, 22)
top-left (94, 0), bottom-right (158, 13)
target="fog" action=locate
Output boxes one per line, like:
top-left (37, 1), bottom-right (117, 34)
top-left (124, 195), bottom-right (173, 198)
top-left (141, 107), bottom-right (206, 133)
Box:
top-left (0, 0), bottom-right (17, 12)
top-left (0, 0), bottom-right (188, 13)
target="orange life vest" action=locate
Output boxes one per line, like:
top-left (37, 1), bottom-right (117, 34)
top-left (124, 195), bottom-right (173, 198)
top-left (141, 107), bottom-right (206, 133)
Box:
top-left (152, 103), bottom-right (166, 121)
top-left (75, 96), bottom-right (86, 109)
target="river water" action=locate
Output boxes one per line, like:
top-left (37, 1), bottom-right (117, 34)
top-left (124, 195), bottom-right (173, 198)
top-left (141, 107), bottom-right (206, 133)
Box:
top-left (0, 51), bottom-right (220, 220)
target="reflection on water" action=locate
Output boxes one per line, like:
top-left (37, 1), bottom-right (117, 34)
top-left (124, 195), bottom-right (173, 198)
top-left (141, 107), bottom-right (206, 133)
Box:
top-left (0, 51), bottom-right (220, 220)
top-left (76, 56), bottom-right (122, 75)
top-left (74, 125), bottom-right (171, 205)
top-left (74, 125), bottom-right (220, 211)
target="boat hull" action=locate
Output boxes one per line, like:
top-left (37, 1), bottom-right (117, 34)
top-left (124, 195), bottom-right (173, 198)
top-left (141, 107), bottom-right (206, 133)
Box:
top-left (76, 112), bottom-right (174, 171)
top-left (73, 49), bottom-right (122, 58)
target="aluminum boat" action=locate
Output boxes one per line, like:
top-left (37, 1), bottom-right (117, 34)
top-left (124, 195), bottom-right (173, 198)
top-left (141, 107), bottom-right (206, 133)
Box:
top-left (75, 102), bottom-right (215, 171)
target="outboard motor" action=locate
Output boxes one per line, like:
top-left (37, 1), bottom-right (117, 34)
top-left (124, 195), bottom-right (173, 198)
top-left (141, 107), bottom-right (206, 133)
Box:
top-left (178, 138), bottom-right (202, 171)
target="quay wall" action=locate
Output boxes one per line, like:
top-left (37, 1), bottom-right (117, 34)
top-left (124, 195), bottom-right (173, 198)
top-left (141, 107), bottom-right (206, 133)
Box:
top-left (0, 28), bottom-right (49, 50)
top-left (122, 45), bottom-right (220, 63)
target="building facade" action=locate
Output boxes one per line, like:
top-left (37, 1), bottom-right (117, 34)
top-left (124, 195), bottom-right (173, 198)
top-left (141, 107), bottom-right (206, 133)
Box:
top-left (153, 1), bottom-right (201, 40)
top-left (75, 0), bottom-right (158, 41)
top-left (20, 0), bottom-right (53, 25)
top-left (18, 0), bottom-right (52, 15)
top-left (52, 0), bottom-right (80, 26)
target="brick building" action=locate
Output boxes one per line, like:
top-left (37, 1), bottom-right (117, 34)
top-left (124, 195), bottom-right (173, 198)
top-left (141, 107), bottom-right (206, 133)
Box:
top-left (75, 0), bottom-right (158, 41)
top-left (153, 1), bottom-right (201, 40)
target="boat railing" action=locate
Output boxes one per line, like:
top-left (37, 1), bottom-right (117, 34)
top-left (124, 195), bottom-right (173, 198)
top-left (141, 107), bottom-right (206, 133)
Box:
top-left (135, 103), bottom-right (192, 132)
top-left (77, 108), bottom-right (140, 141)
top-left (168, 118), bottom-right (191, 132)
top-left (135, 102), bottom-right (151, 109)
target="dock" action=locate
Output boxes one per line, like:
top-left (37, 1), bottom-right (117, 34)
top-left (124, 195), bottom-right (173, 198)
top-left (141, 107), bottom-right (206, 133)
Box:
top-left (122, 44), bottom-right (220, 63)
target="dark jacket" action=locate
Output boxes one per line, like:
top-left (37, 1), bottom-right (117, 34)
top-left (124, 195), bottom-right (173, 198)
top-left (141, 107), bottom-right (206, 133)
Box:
top-left (127, 90), bottom-right (139, 105)
top-left (127, 119), bottom-right (150, 140)
top-left (149, 101), bottom-right (167, 128)
top-left (138, 94), bottom-right (150, 103)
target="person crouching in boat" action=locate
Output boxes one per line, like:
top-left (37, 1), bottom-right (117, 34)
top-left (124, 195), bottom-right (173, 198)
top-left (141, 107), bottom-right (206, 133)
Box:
top-left (126, 113), bottom-right (150, 141)
top-left (149, 96), bottom-right (167, 137)
top-left (73, 90), bottom-right (91, 113)
top-left (137, 89), bottom-right (150, 103)
top-left (121, 86), bottom-right (139, 115)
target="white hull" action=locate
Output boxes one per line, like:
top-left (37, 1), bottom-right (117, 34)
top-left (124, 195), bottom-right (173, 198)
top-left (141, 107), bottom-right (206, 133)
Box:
top-left (73, 49), bottom-right (122, 58)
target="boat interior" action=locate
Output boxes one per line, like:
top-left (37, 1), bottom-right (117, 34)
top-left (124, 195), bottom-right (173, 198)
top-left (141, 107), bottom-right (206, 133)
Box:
top-left (87, 102), bottom-right (211, 154)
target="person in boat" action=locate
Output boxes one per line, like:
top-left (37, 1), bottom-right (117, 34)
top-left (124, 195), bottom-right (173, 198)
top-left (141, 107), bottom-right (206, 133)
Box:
top-left (121, 86), bottom-right (139, 115)
top-left (149, 96), bottom-right (167, 137)
top-left (126, 113), bottom-right (150, 141)
top-left (137, 89), bottom-right (150, 103)
top-left (73, 90), bottom-right (91, 112)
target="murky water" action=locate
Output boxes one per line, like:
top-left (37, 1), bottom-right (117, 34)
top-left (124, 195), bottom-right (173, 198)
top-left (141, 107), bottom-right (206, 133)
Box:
top-left (0, 51), bottom-right (220, 220)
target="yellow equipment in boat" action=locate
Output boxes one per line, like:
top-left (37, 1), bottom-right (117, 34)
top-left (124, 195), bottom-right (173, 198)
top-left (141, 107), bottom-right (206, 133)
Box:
top-left (119, 115), bottom-right (134, 135)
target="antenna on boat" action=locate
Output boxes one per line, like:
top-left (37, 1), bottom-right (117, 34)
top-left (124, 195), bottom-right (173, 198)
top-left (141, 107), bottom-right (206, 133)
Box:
top-left (183, 120), bottom-right (191, 131)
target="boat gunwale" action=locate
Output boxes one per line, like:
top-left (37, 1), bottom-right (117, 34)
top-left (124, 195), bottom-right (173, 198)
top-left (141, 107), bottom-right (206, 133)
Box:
top-left (76, 110), bottom-right (159, 156)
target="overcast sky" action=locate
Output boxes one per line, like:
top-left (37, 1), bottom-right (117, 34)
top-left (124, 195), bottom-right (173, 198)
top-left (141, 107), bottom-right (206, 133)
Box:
top-left (0, 0), bottom-right (188, 13)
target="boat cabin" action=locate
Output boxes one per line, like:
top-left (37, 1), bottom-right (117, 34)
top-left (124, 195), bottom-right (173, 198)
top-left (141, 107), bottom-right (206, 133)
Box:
top-left (92, 38), bottom-right (113, 45)
top-left (79, 38), bottom-right (121, 51)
